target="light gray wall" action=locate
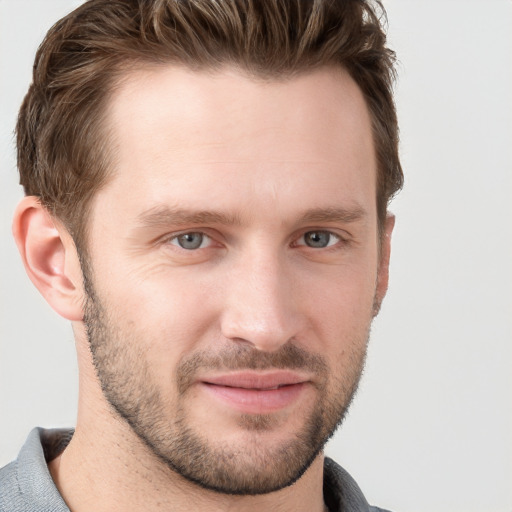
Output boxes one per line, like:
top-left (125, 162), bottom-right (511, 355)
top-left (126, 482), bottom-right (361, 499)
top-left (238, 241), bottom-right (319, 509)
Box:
top-left (1, 1), bottom-right (511, 511)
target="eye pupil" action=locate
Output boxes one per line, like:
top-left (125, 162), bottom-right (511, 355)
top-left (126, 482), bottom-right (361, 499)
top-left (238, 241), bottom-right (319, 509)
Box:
top-left (177, 232), bottom-right (203, 250)
top-left (304, 231), bottom-right (330, 248)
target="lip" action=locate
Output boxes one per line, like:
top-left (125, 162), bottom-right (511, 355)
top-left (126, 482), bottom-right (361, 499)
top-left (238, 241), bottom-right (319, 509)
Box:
top-left (198, 371), bottom-right (310, 414)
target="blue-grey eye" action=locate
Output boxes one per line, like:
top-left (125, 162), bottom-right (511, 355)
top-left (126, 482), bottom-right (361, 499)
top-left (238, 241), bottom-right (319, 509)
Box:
top-left (173, 232), bottom-right (206, 250)
top-left (302, 231), bottom-right (338, 248)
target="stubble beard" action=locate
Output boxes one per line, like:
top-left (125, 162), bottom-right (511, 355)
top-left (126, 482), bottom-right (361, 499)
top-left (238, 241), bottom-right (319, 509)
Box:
top-left (82, 267), bottom-right (371, 495)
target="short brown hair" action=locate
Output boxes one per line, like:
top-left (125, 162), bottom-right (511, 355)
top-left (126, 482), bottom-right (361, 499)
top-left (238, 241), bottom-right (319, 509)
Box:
top-left (17, 0), bottom-right (403, 248)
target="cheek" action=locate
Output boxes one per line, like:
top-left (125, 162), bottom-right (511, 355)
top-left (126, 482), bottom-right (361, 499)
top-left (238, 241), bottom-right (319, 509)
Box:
top-left (105, 258), bottom-right (216, 317)
top-left (312, 274), bottom-right (374, 388)
top-left (302, 264), bottom-right (377, 352)
top-left (96, 266), bottom-right (221, 373)
top-left (306, 261), bottom-right (377, 316)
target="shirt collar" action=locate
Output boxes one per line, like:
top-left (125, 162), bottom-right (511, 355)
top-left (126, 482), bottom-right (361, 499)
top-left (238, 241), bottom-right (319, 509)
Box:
top-left (18, 427), bottom-right (374, 512)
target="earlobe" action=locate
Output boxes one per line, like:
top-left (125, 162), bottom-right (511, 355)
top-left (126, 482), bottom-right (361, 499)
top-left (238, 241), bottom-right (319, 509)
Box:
top-left (373, 213), bottom-right (395, 316)
top-left (12, 196), bottom-right (84, 321)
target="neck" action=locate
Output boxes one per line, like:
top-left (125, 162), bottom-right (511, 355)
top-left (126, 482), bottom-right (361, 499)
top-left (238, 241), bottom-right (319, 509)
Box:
top-left (49, 418), bottom-right (327, 512)
top-left (51, 333), bottom-right (328, 512)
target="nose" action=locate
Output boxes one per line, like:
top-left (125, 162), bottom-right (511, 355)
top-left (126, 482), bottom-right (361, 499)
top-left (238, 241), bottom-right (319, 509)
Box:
top-left (220, 250), bottom-right (302, 352)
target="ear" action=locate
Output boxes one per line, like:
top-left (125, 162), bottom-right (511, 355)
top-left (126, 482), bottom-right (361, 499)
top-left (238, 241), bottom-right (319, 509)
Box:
top-left (12, 196), bottom-right (84, 321)
top-left (373, 213), bottom-right (395, 316)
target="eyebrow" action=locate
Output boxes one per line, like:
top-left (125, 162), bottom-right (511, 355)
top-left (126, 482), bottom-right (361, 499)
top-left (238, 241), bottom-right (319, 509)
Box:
top-left (135, 204), bottom-right (367, 229)
top-left (136, 206), bottom-right (243, 228)
top-left (296, 206), bottom-right (367, 224)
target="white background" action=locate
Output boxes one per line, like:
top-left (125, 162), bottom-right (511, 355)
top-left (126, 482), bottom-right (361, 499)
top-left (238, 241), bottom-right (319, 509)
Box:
top-left (1, 1), bottom-right (511, 511)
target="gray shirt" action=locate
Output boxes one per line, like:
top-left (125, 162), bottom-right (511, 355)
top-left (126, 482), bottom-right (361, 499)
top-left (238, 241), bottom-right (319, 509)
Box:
top-left (0, 428), bottom-right (391, 512)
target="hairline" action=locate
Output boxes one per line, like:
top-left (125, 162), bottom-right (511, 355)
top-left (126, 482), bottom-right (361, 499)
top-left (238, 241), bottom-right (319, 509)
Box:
top-left (66, 60), bottom-right (388, 257)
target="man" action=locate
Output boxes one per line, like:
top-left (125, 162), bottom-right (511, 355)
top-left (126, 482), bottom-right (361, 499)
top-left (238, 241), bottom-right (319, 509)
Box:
top-left (0, 0), bottom-right (402, 511)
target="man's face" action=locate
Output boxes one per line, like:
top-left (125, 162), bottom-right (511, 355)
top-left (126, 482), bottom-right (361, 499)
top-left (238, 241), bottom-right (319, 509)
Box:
top-left (82, 65), bottom-right (388, 494)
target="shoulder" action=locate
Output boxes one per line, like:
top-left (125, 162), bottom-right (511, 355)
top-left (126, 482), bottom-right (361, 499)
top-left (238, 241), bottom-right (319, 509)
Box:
top-left (324, 456), bottom-right (395, 512)
top-left (0, 428), bottom-right (71, 512)
top-left (0, 459), bottom-right (24, 512)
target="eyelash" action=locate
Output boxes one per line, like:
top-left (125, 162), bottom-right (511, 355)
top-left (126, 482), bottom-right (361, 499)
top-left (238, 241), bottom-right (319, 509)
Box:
top-left (166, 231), bottom-right (214, 250)
top-left (164, 229), bottom-right (348, 252)
top-left (294, 231), bottom-right (342, 249)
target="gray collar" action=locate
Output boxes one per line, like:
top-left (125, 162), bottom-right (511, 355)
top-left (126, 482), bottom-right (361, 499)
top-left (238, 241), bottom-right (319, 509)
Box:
top-left (8, 427), bottom-right (382, 512)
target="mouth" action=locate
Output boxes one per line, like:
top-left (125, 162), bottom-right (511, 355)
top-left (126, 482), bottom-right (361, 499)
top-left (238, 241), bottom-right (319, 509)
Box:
top-left (198, 371), bottom-right (310, 414)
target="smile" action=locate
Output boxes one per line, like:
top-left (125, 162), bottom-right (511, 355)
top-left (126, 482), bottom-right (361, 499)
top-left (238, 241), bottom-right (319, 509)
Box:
top-left (198, 371), bottom-right (310, 414)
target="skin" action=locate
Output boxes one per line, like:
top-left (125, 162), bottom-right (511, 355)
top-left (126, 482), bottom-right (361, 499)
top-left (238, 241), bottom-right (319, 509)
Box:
top-left (13, 65), bottom-right (394, 512)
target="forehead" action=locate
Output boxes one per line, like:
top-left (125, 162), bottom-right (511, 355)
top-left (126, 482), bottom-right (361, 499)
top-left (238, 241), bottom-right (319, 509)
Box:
top-left (109, 64), bottom-right (373, 156)
top-left (97, 64), bottom-right (376, 221)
